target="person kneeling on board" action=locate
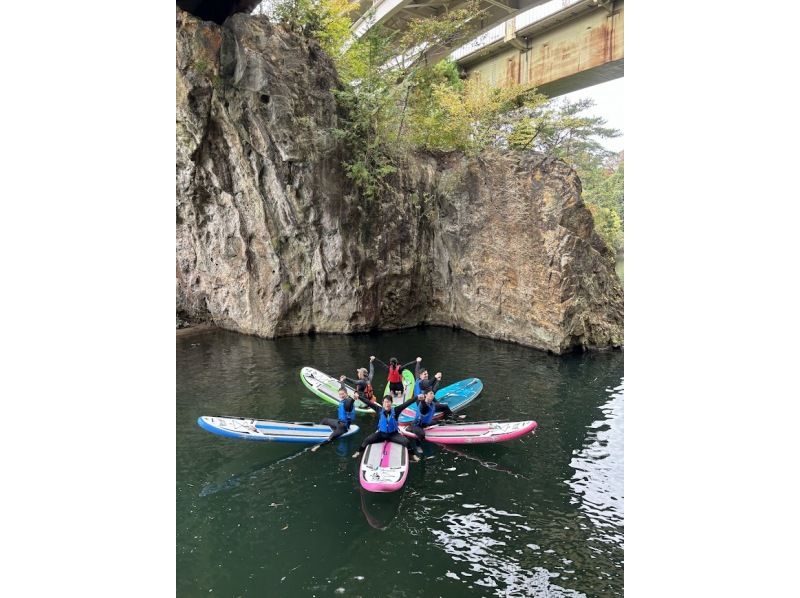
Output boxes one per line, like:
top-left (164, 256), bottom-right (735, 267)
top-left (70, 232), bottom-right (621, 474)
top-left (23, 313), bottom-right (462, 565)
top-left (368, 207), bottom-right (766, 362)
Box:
top-left (352, 394), bottom-right (420, 462)
top-left (407, 390), bottom-right (453, 455)
top-left (341, 356), bottom-right (376, 404)
top-left (374, 356), bottom-right (416, 402)
top-left (311, 378), bottom-right (356, 452)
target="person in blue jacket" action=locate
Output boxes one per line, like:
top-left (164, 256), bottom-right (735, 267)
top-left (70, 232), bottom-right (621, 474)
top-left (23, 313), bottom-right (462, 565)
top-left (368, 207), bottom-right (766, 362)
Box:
top-left (311, 379), bottom-right (357, 452)
top-left (406, 389), bottom-right (453, 455)
top-left (351, 394), bottom-right (420, 462)
top-left (414, 356), bottom-right (442, 397)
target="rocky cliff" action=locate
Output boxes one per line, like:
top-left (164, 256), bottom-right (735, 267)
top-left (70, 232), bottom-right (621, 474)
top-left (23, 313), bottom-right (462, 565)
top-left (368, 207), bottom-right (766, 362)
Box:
top-left (176, 8), bottom-right (623, 353)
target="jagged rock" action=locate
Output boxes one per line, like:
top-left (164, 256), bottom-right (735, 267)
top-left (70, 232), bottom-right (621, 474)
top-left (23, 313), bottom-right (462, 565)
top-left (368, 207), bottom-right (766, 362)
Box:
top-left (175, 8), bottom-right (623, 353)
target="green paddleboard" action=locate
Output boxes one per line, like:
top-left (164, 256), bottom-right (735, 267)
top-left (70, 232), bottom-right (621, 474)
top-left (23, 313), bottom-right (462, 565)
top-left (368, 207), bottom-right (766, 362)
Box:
top-left (300, 366), bottom-right (373, 414)
top-left (383, 369), bottom-right (416, 406)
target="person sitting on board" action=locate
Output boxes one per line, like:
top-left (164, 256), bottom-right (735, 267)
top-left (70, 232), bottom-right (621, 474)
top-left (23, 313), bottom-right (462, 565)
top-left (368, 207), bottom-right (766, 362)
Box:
top-left (341, 355), bottom-right (376, 404)
top-left (311, 379), bottom-right (356, 452)
top-left (407, 390), bottom-right (454, 456)
top-left (374, 356), bottom-right (416, 401)
top-left (413, 356), bottom-right (442, 397)
top-left (352, 394), bottom-right (421, 462)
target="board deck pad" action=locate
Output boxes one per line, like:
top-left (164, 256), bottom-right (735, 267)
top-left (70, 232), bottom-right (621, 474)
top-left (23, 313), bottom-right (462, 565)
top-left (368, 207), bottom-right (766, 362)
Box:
top-left (198, 416), bottom-right (359, 444)
top-left (359, 441), bottom-right (409, 492)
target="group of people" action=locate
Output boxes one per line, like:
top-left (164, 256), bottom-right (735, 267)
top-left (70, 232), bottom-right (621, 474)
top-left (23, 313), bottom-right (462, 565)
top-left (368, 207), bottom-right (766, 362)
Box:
top-left (309, 355), bottom-right (456, 462)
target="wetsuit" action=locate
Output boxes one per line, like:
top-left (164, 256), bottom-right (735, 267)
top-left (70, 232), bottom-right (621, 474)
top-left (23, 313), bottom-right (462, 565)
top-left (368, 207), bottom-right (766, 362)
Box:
top-left (414, 361), bottom-right (442, 397)
top-left (357, 395), bottom-right (417, 451)
top-left (318, 382), bottom-right (356, 446)
top-left (343, 361), bottom-right (375, 402)
top-left (375, 358), bottom-right (416, 395)
top-left (407, 398), bottom-right (452, 452)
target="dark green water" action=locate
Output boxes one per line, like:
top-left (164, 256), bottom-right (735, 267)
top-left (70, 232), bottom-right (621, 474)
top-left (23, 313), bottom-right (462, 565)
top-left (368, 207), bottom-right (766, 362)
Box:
top-left (177, 327), bottom-right (624, 597)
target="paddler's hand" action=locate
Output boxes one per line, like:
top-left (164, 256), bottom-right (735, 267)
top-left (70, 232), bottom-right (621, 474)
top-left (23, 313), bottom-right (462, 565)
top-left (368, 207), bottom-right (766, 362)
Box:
top-left (339, 375), bottom-right (346, 382)
top-left (416, 357), bottom-right (422, 362)
top-left (435, 372), bottom-right (442, 380)
top-left (370, 355), bottom-right (375, 362)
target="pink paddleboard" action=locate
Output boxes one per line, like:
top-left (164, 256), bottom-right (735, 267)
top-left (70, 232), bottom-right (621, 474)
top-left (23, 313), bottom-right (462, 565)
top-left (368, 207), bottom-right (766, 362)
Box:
top-left (399, 420), bottom-right (538, 445)
top-left (359, 441), bottom-right (409, 492)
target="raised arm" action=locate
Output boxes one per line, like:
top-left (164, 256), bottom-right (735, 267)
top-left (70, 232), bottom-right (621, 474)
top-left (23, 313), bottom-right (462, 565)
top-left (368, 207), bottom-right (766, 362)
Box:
top-left (414, 357), bottom-right (422, 380)
top-left (400, 359), bottom-right (417, 371)
top-left (367, 356), bottom-right (375, 383)
top-left (394, 395), bottom-right (418, 416)
top-left (431, 372), bottom-right (443, 393)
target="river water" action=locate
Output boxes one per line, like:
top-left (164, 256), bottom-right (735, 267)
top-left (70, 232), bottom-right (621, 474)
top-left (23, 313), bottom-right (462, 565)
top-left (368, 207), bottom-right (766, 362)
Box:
top-left (177, 327), bottom-right (624, 597)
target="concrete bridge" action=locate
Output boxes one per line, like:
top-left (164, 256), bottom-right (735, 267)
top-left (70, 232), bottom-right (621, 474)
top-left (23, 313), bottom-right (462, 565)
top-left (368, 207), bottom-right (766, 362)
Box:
top-left (453, 0), bottom-right (623, 97)
top-left (353, 0), bottom-right (623, 97)
top-left (352, 0), bottom-right (557, 63)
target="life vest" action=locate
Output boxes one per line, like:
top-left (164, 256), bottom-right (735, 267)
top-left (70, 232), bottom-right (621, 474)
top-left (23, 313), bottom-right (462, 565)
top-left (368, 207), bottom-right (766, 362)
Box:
top-left (378, 408), bottom-right (398, 433)
top-left (388, 365), bottom-right (402, 383)
top-left (363, 382), bottom-right (374, 401)
top-left (414, 401), bottom-right (436, 426)
top-left (413, 379), bottom-right (422, 397)
top-left (338, 400), bottom-right (354, 426)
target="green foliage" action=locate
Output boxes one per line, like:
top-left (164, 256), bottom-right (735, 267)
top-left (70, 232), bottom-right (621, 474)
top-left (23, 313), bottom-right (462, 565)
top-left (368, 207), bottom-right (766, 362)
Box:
top-left (329, 3), bottom-right (491, 196)
top-left (581, 155), bottom-right (624, 253)
top-left (508, 98), bottom-right (619, 160)
top-left (272, 0), bottom-right (359, 57)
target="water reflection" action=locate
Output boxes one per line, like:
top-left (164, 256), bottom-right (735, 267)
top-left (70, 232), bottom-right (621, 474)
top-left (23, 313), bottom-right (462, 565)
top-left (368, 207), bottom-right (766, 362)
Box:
top-left (431, 505), bottom-right (585, 597)
top-left (566, 380), bottom-right (624, 544)
top-left (359, 489), bottom-right (403, 531)
top-left (198, 447), bottom-right (311, 497)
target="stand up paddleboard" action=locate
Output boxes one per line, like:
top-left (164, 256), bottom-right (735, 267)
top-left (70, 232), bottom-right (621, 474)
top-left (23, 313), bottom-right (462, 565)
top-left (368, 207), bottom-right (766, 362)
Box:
top-left (399, 378), bottom-right (484, 424)
top-left (300, 367), bottom-right (372, 413)
top-left (359, 441), bottom-right (409, 492)
top-left (399, 420), bottom-right (537, 444)
top-left (197, 416), bottom-right (360, 444)
top-left (383, 369), bottom-right (416, 406)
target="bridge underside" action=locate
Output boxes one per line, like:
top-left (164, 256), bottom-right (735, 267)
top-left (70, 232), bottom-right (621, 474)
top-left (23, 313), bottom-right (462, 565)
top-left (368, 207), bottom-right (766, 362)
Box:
top-left (352, 0), bottom-right (554, 62)
top-left (536, 58), bottom-right (623, 97)
top-left (459, 2), bottom-right (623, 98)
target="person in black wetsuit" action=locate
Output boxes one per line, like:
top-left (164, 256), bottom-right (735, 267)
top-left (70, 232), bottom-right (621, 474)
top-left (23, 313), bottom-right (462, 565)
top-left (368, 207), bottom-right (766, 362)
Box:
top-left (341, 356), bottom-right (376, 404)
top-left (311, 380), bottom-right (356, 452)
top-left (351, 394), bottom-right (421, 462)
top-left (414, 356), bottom-right (442, 397)
top-left (374, 356), bottom-right (416, 401)
top-left (406, 390), bottom-right (453, 455)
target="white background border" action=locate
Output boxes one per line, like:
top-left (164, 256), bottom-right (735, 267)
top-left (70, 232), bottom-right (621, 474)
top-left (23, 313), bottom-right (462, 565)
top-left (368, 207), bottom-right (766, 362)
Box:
top-left (1, 1), bottom-right (799, 595)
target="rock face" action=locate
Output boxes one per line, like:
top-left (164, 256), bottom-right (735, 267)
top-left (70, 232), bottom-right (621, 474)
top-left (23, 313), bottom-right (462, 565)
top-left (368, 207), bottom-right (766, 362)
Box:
top-left (175, 8), bottom-right (623, 353)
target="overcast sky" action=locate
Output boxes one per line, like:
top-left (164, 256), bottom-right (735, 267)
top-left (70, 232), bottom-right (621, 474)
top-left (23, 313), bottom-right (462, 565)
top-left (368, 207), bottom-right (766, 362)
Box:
top-left (560, 77), bottom-right (624, 153)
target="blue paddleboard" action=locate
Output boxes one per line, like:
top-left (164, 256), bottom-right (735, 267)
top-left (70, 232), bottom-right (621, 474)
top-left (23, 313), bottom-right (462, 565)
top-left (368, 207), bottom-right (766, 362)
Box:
top-left (197, 416), bottom-right (360, 444)
top-left (398, 378), bottom-right (483, 424)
